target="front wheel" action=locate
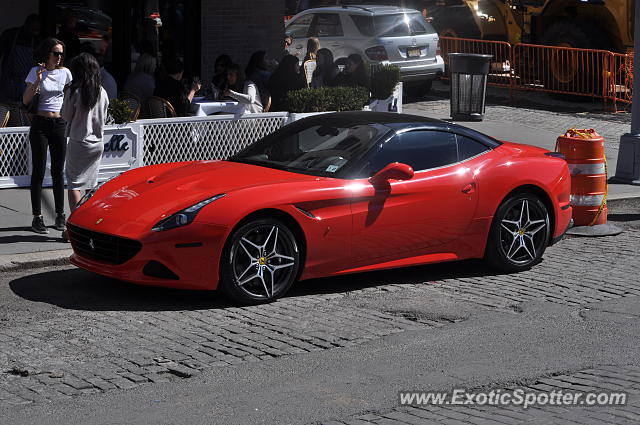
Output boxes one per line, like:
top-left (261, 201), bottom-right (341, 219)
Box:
top-left (485, 193), bottom-right (550, 272)
top-left (220, 218), bottom-right (301, 304)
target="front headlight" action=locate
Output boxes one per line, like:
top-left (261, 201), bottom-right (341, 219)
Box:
top-left (76, 173), bottom-right (121, 208)
top-left (152, 194), bottom-right (226, 232)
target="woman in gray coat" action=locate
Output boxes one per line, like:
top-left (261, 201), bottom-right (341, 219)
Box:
top-left (61, 53), bottom-right (109, 239)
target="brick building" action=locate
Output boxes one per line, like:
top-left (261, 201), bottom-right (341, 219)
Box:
top-left (0, 0), bottom-right (286, 88)
top-left (201, 0), bottom-right (286, 83)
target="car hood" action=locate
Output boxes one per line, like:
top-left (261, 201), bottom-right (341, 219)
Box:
top-left (77, 160), bottom-right (318, 228)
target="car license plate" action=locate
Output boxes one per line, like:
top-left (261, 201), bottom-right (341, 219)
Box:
top-left (407, 47), bottom-right (421, 58)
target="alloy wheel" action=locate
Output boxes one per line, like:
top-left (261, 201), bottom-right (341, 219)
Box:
top-left (499, 199), bottom-right (548, 265)
top-left (229, 223), bottom-right (298, 300)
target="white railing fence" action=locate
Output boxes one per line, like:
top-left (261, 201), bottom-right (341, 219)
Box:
top-left (0, 112), bottom-right (290, 189)
top-left (141, 113), bottom-right (288, 166)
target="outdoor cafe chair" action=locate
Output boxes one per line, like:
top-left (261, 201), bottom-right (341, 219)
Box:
top-left (147, 96), bottom-right (177, 118)
top-left (118, 91), bottom-right (142, 121)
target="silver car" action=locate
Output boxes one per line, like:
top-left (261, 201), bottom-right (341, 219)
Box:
top-left (285, 5), bottom-right (445, 95)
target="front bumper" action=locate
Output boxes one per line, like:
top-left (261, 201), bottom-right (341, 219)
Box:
top-left (68, 221), bottom-right (229, 290)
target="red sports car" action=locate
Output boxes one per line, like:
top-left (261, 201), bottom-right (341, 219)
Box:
top-left (67, 112), bottom-right (572, 304)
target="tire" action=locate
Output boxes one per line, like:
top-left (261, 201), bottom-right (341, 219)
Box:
top-left (485, 192), bottom-right (550, 272)
top-left (539, 21), bottom-right (608, 98)
top-left (219, 218), bottom-right (301, 304)
top-left (432, 8), bottom-right (481, 39)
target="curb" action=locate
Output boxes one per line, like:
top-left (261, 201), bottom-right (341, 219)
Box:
top-left (0, 249), bottom-right (72, 272)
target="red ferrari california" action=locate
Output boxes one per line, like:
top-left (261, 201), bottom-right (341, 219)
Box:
top-left (67, 112), bottom-right (572, 304)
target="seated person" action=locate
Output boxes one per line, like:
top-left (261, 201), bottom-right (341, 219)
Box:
top-left (223, 63), bottom-right (263, 113)
top-left (333, 53), bottom-right (369, 89)
top-left (153, 57), bottom-right (200, 116)
top-left (211, 54), bottom-right (231, 100)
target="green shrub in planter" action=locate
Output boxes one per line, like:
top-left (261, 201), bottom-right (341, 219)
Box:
top-left (370, 65), bottom-right (401, 100)
top-left (286, 86), bottom-right (370, 113)
top-left (108, 99), bottom-right (133, 124)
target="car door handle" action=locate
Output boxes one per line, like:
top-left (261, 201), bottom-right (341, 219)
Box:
top-left (330, 43), bottom-right (342, 47)
top-left (295, 44), bottom-right (303, 49)
top-left (461, 182), bottom-right (476, 194)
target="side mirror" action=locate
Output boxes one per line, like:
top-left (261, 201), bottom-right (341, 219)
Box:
top-left (369, 162), bottom-right (414, 185)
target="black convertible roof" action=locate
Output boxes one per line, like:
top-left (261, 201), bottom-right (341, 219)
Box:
top-left (319, 111), bottom-right (446, 126)
top-left (299, 111), bottom-right (501, 148)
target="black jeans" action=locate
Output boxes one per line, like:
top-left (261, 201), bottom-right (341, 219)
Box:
top-left (29, 116), bottom-right (66, 216)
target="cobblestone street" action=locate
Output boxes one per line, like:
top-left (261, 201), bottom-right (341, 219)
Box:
top-left (1, 199), bottom-right (639, 424)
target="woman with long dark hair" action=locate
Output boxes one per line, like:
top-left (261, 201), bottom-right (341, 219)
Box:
top-left (61, 52), bottom-right (109, 236)
top-left (311, 48), bottom-right (339, 88)
top-left (267, 55), bottom-right (306, 111)
top-left (23, 37), bottom-right (72, 234)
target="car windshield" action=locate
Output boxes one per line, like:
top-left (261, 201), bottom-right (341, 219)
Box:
top-left (230, 118), bottom-right (389, 178)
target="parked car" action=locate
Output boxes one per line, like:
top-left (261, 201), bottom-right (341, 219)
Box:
top-left (67, 112), bottom-right (572, 305)
top-left (285, 5), bottom-right (444, 95)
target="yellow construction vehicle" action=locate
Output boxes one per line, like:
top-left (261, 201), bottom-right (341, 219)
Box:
top-left (426, 0), bottom-right (633, 53)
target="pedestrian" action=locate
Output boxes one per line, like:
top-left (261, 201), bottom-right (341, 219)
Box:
top-left (267, 54), bottom-right (306, 112)
top-left (303, 37), bottom-right (320, 62)
top-left (0, 14), bottom-right (41, 102)
top-left (22, 38), bottom-right (72, 234)
top-left (60, 53), bottom-right (109, 241)
top-left (223, 63), bottom-right (262, 113)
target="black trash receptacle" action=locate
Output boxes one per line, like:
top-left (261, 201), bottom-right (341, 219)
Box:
top-left (448, 53), bottom-right (492, 121)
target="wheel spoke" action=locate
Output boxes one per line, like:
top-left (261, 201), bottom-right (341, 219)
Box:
top-left (236, 262), bottom-right (256, 282)
top-left (521, 236), bottom-right (535, 260)
top-left (526, 221), bottom-right (547, 236)
top-left (524, 234), bottom-right (537, 259)
top-left (268, 261), bottom-right (295, 271)
top-left (519, 200), bottom-right (527, 225)
top-left (238, 271), bottom-right (259, 287)
top-left (257, 267), bottom-right (271, 298)
top-left (239, 237), bottom-right (260, 260)
top-left (262, 226), bottom-right (276, 253)
top-left (505, 235), bottom-right (521, 260)
top-left (265, 266), bottom-right (276, 297)
top-left (501, 223), bottom-right (516, 234)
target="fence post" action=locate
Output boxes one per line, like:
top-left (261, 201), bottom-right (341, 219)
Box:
top-left (509, 43), bottom-right (515, 103)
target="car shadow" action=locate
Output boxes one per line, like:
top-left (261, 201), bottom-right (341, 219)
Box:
top-left (10, 259), bottom-right (510, 312)
top-left (288, 259), bottom-right (506, 298)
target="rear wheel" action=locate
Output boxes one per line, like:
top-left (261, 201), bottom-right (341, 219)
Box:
top-left (540, 21), bottom-right (608, 98)
top-left (485, 193), bottom-right (550, 272)
top-left (220, 218), bottom-right (301, 304)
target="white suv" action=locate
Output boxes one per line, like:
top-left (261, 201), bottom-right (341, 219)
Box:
top-left (285, 5), bottom-right (445, 95)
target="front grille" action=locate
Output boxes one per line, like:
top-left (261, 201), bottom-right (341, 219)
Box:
top-left (67, 223), bottom-right (142, 265)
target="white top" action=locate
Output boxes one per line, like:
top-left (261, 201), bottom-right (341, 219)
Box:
top-left (101, 67), bottom-right (118, 100)
top-left (61, 87), bottom-right (110, 143)
top-left (227, 81), bottom-right (263, 113)
top-left (25, 67), bottom-right (73, 113)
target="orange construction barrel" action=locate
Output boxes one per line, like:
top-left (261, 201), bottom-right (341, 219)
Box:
top-left (556, 128), bottom-right (607, 226)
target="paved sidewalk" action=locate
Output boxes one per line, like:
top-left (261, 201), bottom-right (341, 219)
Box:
top-left (1, 88), bottom-right (639, 268)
